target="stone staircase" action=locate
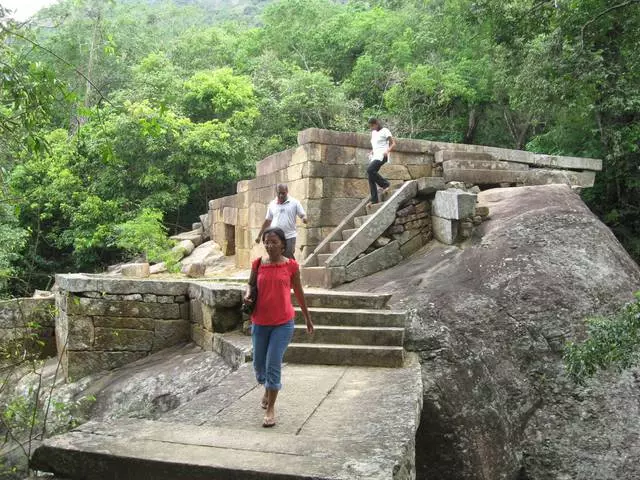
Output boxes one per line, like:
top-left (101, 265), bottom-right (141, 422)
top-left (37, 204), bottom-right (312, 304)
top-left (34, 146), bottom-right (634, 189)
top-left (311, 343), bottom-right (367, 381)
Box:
top-left (287, 289), bottom-right (405, 368)
top-left (302, 178), bottom-right (442, 288)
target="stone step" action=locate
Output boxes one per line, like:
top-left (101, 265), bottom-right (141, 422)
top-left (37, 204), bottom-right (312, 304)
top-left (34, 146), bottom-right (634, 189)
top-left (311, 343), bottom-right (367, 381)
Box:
top-left (317, 253), bottom-right (332, 266)
top-left (284, 343), bottom-right (405, 367)
top-left (293, 290), bottom-right (392, 310)
top-left (329, 240), bottom-right (345, 253)
top-left (300, 267), bottom-right (326, 288)
top-left (341, 228), bottom-right (359, 241)
top-left (365, 202), bottom-right (385, 215)
top-left (212, 331), bottom-right (252, 368)
top-left (31, 420), bottom-right (371, 480)
top-left (294, 307), bottom-right (405, 327)
top-left (292, 325), bottom-right (404, 346)
top-left (353, 215), bottom-right (371, 228)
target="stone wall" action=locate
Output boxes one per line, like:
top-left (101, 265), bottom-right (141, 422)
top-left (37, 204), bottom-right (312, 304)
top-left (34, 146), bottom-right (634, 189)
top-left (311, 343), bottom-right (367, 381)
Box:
top-left (0, 297), bottom-right (56, 358)
top-left (207, 128), bottom-right (601, 269)
top-left (209, 130), bottom-right (434, 268)
top-left (54, 274), bottom-right (245, 381)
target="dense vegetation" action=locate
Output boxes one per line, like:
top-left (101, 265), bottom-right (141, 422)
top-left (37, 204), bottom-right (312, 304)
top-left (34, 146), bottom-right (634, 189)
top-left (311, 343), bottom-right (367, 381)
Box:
top-left (0, 0), bottom-right (639, 297)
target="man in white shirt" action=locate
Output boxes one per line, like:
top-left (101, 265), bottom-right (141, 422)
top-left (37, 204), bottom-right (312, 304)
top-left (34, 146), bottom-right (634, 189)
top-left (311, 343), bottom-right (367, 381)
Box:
top-left (255, 184), bottom-right (308, 259)
top-left (367, 117), bottom-right (397, 205)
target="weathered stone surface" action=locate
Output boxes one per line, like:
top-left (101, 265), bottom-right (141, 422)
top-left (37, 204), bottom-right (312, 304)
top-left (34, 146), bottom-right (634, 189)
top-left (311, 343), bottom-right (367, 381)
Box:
top-left (435, 150), bottom-right (495, 164)
top-left (444, 167), bottom-right (597, 187)
top-left (212, 307), bottom-right (242, 333)
top-left (66, 316), bottom-right (95, 350)
top-left (344, 241), bottom-right (403, 282)
top-left (55, 274), bottom-right (191, 296)
top-left (191, 323), bottom-right (213, 351)
top-left (32, 358), bottom-right (422, 480)
top-left (93, 316), bottom-right (155, 330)
top-left (32, 289), bottom-right (54, 298)
top-left (255, 146), bottom-right (295, 176)
top-left (431, 216), bottom-right (459, 244)
top-left (67, 297), bottom-right (181, 319)
top-left (443, 158), bottom-right (529, 171)
top-left (181, 262), bottom-right (206, 278)
top-left (121, 263), bottom-right (150, 278)
top-left (395, 212), bottom-right (429, 225)
top-left (397, 204), bottom-right (417, 218)
top-left (149, 263), bottom-right (167, 274)
top-left (328, 181), bottom-right (417, 268)
top-left (170, 231), bottom-right (203, 248)
top-left (475, 206), bottom-right (490, 217)
top-left (66, 351), bottom-right (147, 380)
top-left (343, 184), bottom-right (640, 480)
top-left (416, 177), bottom-right (446, 196)
top-left (188, 283), bottom-right (243, 308)
top-left (152, 320), bottom-right (189, 352)
top-left (404, 217), bottom-right (431, 231)
top-left (222, 207), bottom-right (237, 225)
top-left (432, 189), bottom-right (477, 220)
top-left (322, 177), bottom-right (370, 198)
top-left (303, 198), bottom-right (365, 227)
top-left (399, 230), bottom-right (432, 258)
top-left (407, 164), bottom-right (433, 179)
top-left (172, 239), bottom-right (195, 258)
top-left (392, 228), bottom-right (422, 246)
top-left (373, 236), bottom-right (391, 248)
top-left (94, 328), bottom-right (154, 351)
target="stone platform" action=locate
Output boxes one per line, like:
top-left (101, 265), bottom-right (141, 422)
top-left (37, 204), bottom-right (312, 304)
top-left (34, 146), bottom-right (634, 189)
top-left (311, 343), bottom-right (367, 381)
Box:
top-left (32, 356), bottom-right (423, 479)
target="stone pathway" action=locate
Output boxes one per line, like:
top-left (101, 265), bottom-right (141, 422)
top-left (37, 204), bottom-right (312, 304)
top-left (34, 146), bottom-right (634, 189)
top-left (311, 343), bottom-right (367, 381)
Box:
top-left (32, 358), bottom-right (422, 479)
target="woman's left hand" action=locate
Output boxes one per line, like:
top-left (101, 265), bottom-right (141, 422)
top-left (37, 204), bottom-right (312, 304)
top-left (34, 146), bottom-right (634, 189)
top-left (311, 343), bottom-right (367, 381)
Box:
top-left (305, 314), bottom-right (314, 334)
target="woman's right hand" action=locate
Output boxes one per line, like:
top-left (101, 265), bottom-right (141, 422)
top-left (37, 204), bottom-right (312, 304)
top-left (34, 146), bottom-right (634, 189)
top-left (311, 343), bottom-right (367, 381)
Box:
top-left (243, 293), bottom-right (253, 305)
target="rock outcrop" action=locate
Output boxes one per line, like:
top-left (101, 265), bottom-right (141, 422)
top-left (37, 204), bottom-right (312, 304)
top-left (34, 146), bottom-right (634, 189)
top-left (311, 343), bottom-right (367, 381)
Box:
top-left (342, 184), bottom-right (640, 480)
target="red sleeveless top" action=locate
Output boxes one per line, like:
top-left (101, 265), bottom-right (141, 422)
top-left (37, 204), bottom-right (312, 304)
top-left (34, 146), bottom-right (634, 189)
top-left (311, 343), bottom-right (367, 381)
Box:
top-left (251, 257), bottom-right (298, 326)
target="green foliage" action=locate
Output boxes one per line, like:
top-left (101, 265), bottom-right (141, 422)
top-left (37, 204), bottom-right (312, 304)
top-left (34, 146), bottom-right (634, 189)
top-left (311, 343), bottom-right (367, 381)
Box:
top-left (113, 208), bottom-right (177, 268)
top-left (1, 0), bottom-right (639, 294)
top-left (565, 293), bottom-right (640, 384)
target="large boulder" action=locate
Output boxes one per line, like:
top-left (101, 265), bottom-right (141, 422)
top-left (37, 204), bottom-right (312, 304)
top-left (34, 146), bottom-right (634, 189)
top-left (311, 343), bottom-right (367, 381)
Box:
top-left (342, 185), bottom-right (640, 480)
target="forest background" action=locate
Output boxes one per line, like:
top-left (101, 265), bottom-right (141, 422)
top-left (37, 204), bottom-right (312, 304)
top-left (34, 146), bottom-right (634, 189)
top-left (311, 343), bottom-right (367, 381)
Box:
top-left (1, 0), bottom-right (638, 297)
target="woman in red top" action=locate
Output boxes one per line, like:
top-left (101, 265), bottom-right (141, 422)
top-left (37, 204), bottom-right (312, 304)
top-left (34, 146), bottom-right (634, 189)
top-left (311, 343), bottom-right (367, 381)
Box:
top-left (243, 227), bottom-right (313, 427)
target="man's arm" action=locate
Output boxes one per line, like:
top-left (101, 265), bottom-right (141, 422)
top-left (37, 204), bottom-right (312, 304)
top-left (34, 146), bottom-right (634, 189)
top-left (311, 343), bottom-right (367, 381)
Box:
top-left (297, 200), bottom-right (308, 224)
top-left (255, 219), bottom-right (272, 244)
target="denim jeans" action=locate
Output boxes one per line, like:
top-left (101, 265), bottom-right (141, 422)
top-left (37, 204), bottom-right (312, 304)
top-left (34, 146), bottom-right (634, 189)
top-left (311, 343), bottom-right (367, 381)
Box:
top-left (367, 156), bottom-right (390, 203)
top-left (252, 320), bottom-right (295, 390)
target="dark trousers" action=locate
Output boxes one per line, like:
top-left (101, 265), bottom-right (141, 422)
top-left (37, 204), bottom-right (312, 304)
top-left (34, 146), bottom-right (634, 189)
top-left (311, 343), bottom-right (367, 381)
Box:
top-left (367, 156), bottom-right (390, 203)
top-left (284, 237), bottom-right (296, 259)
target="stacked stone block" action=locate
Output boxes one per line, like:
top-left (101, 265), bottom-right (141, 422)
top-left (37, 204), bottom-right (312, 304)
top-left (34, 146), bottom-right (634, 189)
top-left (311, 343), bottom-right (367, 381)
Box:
top-left (0, 297), bottom-right (56, 358)
top-left (55, 288), bottom-right (190, 381)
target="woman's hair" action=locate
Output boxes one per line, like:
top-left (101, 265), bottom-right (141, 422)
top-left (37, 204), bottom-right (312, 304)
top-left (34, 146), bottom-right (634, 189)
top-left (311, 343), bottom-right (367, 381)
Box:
top-left (262, 227), bottom-right (286, 245)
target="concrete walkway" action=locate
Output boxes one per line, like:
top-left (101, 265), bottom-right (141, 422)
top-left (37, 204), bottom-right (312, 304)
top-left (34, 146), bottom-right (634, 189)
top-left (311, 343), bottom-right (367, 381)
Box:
top-left (32, 357), bottom-right (423, 479)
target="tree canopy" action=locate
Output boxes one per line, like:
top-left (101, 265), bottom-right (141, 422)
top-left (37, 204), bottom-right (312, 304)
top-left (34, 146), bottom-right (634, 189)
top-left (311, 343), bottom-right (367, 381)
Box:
top-left (0, 0), bottom-right (639, 296)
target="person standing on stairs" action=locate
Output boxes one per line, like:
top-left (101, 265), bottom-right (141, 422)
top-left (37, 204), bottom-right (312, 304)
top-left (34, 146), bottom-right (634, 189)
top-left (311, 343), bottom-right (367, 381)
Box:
top-left (244, 226), bottom-right (314, 428)
top-left (367, 117), bottom-right (397, 205)
top-left (255, 183), bottom-right (308, 259)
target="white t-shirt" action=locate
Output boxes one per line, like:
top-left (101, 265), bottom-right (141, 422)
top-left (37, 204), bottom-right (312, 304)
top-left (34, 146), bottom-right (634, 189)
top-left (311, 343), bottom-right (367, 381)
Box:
top-left (265, 196), bottom-right (306, 239)
top-left (370, 127), bottom-right (393, 163)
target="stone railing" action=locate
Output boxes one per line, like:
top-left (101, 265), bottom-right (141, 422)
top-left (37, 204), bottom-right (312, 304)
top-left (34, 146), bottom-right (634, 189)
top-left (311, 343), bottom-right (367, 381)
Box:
top-left (55, 275), bottom-right (245, 381)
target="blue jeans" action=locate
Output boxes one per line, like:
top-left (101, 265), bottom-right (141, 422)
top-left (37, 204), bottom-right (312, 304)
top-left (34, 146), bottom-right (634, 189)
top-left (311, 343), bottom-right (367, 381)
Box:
top-left (252, 320), bottom-right (295, 391)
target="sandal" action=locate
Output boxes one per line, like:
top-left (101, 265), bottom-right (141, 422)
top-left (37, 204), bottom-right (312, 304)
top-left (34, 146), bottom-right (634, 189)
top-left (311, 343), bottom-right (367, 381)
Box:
top-left (262, 416), bottom-right (276, 428)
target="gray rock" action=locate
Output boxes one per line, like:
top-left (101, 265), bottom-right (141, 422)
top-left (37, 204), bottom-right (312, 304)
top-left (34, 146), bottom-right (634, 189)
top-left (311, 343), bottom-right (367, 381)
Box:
top-left (121, 263), bottom-right (150, 278)
top-left (181, 263), bottom-right (206, 278)
top-left (432, 189), bottom-right (477, 220)
top-left (170, 231), bottom-right (204, 248)
top-left (149, 263), bottom-right (167, 274)
top-left (33, 289), bottom-right (54, 298)
top-left (431, 216), bottom-right (459, 244)
top-left (180, 241), bottom-right (223, 267)
top-left (342, 184), bottom-right (640, 480)
top-left (416, 177), bottom-right (446, 196)
top-left (171, 240), bottom-right (195, 259)
top-left (373, 236), bottom-right (391, 248)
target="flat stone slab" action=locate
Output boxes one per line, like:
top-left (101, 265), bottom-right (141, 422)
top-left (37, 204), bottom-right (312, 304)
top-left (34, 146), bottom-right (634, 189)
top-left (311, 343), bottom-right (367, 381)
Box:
top-left (32, 357), bottom-right (423, 480)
